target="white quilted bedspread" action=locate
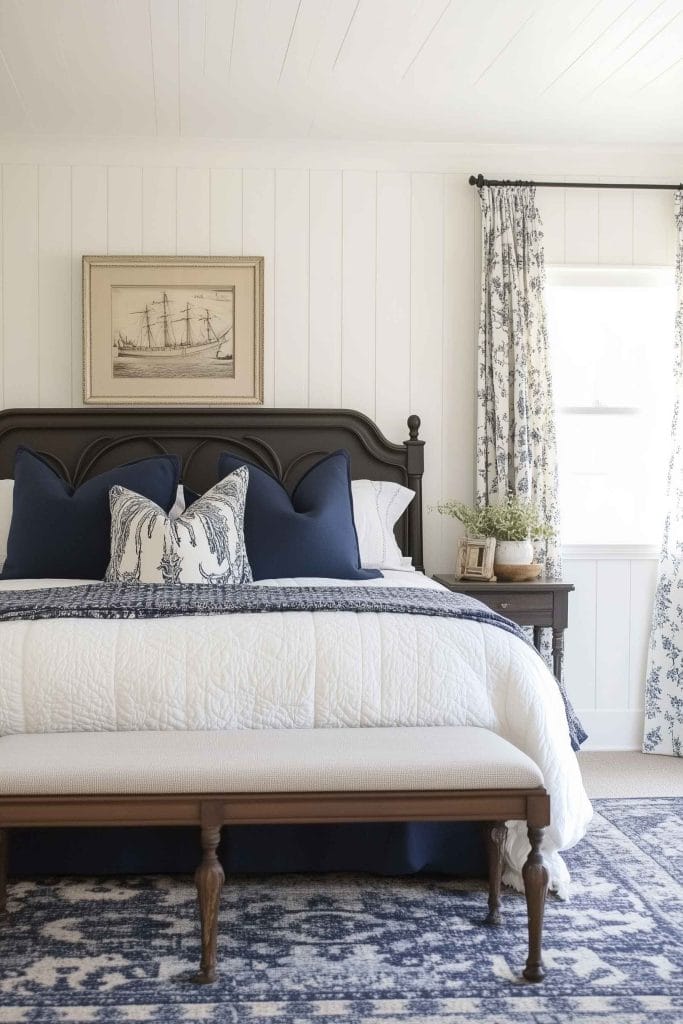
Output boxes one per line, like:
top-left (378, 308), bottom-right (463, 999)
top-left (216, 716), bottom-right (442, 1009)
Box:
top-left (0, 571), bottom-right (592, 895)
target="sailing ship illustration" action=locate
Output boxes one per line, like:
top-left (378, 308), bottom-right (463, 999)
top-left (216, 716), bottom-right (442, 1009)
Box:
top-left (114, 291), bottom-right (234, 362)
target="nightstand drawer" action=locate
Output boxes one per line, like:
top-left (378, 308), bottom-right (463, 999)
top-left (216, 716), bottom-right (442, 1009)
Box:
top-left (432, 575), bottom-right (574, 684)
top-left (477, 593), bottom-right (553, 616)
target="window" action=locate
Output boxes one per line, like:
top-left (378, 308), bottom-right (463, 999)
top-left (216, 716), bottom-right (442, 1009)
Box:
top-left (546, 267), bottom-right (676, 546)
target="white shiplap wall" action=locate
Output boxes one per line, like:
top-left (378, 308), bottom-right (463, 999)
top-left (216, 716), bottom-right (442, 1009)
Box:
top-left (0, 138), bottom-right (678, 748)
top-left (0, 152), bottom-right (478, 581)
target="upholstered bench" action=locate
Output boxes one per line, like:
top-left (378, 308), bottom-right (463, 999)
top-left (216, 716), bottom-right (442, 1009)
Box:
top-left (0, 726), bottom-right (550, 984)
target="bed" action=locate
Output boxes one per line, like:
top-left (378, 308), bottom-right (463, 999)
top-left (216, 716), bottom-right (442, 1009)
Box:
top-left (0, 406), bottom-right (591, 896)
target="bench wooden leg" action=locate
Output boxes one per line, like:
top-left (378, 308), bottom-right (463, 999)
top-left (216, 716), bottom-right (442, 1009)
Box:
top-left (522, 825), bottom-right (549, 982)
top-left (0, 829), bottom-right (7, 915)
top-left (484, 821), bottom-right (507, 925)
top-left (191, 825), bottom-right (224, 985)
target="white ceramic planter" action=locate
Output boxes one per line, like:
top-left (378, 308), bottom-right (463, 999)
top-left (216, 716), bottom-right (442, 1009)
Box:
top-left (494, 539), bottom-right (534, 565)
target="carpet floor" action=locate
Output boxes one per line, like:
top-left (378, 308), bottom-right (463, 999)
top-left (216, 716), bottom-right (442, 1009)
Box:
top-left (0, 797), bottom-right (681, 1023)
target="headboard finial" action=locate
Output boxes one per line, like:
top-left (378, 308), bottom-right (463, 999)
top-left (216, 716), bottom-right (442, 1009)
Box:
top-left (407, 414), bottom-right (421, 441)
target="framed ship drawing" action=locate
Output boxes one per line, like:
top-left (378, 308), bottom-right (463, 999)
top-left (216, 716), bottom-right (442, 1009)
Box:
top-left (83, 255), bottom-right (264, 406)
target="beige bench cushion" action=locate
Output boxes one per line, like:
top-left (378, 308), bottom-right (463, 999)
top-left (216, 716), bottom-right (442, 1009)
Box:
top-left (0, 727), bottom-right (544, 796)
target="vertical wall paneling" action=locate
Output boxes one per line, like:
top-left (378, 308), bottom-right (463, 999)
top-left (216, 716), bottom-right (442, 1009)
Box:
top-left (564, 188), bottom-right (599, 263)
top-left (308, 169), bottom-right (342, 407)
top-left (441, 174), bottom-right (475, 569)
top-left (209, 168), bottom-right (243, 255)
top-left (563, 559), bottom-right (598, 710)
top-left (341, 170), bottom-right (376, 417)
top-left (38, 165), bottom-right (71, 405)
top-left (274, 168), bottom-right (309, 407)
top-left (633, 189), bottom-right (675, 265)
top-left (142, 167), bottom-right (177, 254)
top-left (71, 165), bottom-right (107, 405)
top-left (242, 168), bottom-right (275, 405)
top-left (107, 166), bottom-right (142, 254)
top-left (598, 188), bottom-right (633, 265)
top-left (628, 559), bottom-right (658, 710)
top-left (410, 173), bottom-right (444, 574)
top-left (3, 164), bottom-right (39, 406)
top-left (535, 187), bottom-right (565, 264)
top-left (375, 172), bottom-right (411, 441)
top-left (595, 560), bottom-right (631, 709)
top-left (176, 167), bottom-right (210, 253)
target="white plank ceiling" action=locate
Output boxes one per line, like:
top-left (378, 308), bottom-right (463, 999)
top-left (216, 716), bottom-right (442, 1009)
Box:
top-left (0, 0), bottom-right (681, 143)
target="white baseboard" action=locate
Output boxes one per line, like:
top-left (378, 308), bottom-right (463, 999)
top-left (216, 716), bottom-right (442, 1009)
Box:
top-left (578, 709), bottom-right (644, 751)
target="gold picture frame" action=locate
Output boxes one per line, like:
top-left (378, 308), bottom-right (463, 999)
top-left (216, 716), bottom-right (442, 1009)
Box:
top-left (83, 255), bottom-right (264, 406)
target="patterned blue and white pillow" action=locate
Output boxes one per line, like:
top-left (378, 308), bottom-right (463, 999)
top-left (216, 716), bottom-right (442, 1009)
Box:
top-left (106, 467), bottom-right (252, 585)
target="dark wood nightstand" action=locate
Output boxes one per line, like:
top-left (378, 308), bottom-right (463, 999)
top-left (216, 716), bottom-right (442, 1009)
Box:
top-left (432, 576), bottom-right (574, 684)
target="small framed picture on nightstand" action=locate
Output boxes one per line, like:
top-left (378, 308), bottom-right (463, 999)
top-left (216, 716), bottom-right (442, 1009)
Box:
top-left (456, 537), bottom-right (496, 581)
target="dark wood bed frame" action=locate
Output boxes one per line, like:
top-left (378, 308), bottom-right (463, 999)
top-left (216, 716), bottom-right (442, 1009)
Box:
top-left (0, 406), bottom-right (426, 570)
top-left (0, 407), bottom-right (551, 984)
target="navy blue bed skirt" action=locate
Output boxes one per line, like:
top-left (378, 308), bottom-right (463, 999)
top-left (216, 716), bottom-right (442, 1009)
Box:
top-left (9, 823), bottom-right (486, 878)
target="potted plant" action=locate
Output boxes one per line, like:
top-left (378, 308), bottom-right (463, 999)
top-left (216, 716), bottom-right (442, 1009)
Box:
top-left (435, 495), bottom-right (554, 575)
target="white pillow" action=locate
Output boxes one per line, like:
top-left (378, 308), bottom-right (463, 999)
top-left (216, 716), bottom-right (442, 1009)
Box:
top-left (106, 467), bottom-right (252, 585)
top-left (351, 479), bottom-right (415, 571)
top-left (169, 483), bottom-right (186, 518)
top-left (0, 479), bottom-right (13, 572)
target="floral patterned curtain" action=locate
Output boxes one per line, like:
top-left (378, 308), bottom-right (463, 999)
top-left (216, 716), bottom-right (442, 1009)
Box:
top-left (476, 185), bottom-right (561, 581)
top-left (644, 191), bottom-right (683, 758)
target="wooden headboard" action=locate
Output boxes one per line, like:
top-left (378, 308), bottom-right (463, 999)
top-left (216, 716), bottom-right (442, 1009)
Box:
top-left (0, 407), bottom-right (425, 571)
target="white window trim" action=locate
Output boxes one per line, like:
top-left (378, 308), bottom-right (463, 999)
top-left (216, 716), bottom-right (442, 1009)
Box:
top-left (562, 544), bottom-right (660, 561)
top-left (547, 264), bottom-right (674, 286)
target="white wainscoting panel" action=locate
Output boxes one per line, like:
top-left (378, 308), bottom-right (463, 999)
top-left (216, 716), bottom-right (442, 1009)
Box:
top-left (563, 550), bottom-right (659, 750)
top-left (375, 172), bottom-right (411, 442)
top-left (176, 167), bottom-right (210, 254)
top-left (308, 169), bottom-right (342, 408)
top-left (107, 166), bottom-right (142, 255)
top-left (209, 168), bottom-right (243, 256)
top-left (564, 188), bottom-right (599, 264)
top-left (142, 167), bottom-right (177, 255)
top-left (563, 558), bottom-right (597, 712)
top-left (633, 189), bottom-right (675, 266)
top-left (70, 166), bottom-right (107, 406)
top-left (38, 165), bottom-right (72, 406)
top-left (242, 168), bottom-right (275, 406)
top-left (597, 189), bottom-right (633, 266)
top-left (3, 163), bottom-right (39, 407)
top-left (341, 170), bottom-right (376, 418)
top-left (410, 173), bottom-right (445, 575)
top-left (274, 168), bottom-right (309, 407)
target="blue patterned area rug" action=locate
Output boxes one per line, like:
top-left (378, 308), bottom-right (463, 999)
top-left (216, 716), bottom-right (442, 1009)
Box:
top-left (0, 798), bottom-right (681, 1023)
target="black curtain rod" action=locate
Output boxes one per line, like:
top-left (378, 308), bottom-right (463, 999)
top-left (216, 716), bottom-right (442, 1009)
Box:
top-left (469, 173), bottom-right (681, 191)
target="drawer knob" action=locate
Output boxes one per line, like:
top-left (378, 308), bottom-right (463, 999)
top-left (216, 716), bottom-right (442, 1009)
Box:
top-left (500, 601), bottom-right (510, 609)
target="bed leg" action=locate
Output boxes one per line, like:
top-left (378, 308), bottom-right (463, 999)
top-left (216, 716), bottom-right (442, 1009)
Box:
top-left (0, 829), bottom-right (7, 916)
top-left (191, 825), bottom-right (224, 985)
top-left (484, 821), bottom-right (507, 925)
top-left (522, 825), bottom-right (549, 982)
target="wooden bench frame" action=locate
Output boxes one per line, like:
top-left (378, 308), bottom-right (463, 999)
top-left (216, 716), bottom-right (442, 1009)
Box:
top-left (0, 786), bottom-right (550, 984)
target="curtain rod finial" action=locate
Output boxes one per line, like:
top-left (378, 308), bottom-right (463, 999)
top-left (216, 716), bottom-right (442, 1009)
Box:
top-left (469, 174), bottom-right (485, 187)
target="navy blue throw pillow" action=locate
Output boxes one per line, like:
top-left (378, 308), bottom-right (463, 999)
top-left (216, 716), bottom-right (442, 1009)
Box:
top-left (217, 449), bottom-right (381, 581)
top-left (1, 447), bottom-right (181, 581)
